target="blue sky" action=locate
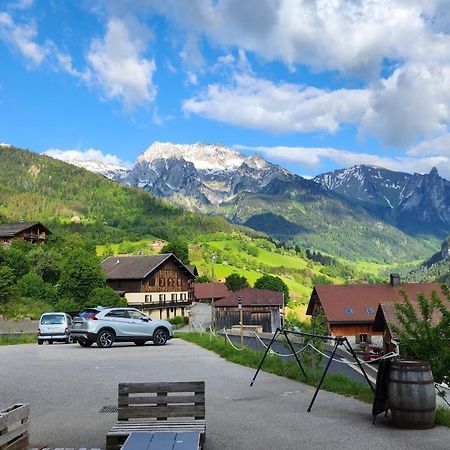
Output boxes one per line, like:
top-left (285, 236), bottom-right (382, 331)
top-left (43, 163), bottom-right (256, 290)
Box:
top-left (1, 0), bottom-right (450, 178)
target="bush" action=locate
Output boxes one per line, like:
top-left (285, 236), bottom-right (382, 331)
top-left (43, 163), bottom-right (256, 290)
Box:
top-left (168, 316), bottom-right (189, 329)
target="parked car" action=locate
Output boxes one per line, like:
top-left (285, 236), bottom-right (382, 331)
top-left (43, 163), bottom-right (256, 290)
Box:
top-left (69, 307), bottom-right (174, 348)
top-left (363, 345), bottom-right (383, 362)
top-left (38, 312), bottom-right (72, 345)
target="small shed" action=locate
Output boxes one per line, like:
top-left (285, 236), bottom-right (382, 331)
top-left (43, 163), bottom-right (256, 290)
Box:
top-left (214, 287), bottom-right (284, 333)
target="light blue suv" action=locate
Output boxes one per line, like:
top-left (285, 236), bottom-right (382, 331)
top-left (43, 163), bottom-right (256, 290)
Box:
top-left (70, 307), bottom-right (174, 348)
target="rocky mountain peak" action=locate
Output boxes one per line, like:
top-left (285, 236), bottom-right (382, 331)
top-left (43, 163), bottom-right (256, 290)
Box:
top-left (137, 141), bottom-right (247, 172)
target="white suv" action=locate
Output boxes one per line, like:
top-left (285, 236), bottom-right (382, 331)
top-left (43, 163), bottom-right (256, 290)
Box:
top-left (70, 307), bottom-right (174, 348)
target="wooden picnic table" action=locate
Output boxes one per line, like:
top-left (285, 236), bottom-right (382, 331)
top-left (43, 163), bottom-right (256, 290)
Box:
top-left (121, 431), bottom-right (201, 450)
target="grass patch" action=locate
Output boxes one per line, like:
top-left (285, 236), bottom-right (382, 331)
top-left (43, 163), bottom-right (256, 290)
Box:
top-left (177, 332), bottom-right (374, 404)
top-left (0, 335), bottom-right (37, 345)
top-left (436, 406), bottom-right (450, 428)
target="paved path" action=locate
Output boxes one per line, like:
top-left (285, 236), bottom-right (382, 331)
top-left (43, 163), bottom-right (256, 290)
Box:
top-left (0, 339), bottom-right (449, 450)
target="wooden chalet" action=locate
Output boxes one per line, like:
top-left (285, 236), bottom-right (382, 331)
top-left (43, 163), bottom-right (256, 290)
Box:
top-left (0, 222), bottom-right (51, 247)
top-left (214, 287), bottom-right (284, 333)
top-left (101, 253), bottom-right (196, 320)
top-left (306, 274), bottom-right (447, 346)
top-left (373, 291), bottom-right (450, 353)
top-left (193, 282), bottom-right (230, 302)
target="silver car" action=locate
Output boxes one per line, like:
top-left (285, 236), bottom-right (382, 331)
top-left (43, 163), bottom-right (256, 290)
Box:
top-left (70, 307), bottom-right (174, 348)
top-left (38, 312), bottom-right (72, 345)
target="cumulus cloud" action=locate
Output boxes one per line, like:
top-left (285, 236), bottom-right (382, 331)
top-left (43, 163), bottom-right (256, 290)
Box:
top-left (361, 64), bottom-right (450, 147)
top-left (183, 74), bottom-right (370, 134)
top-left (44, 148), bottom-right (132, 169)
top-left (153, 0), bottom-right (450, 78)
top-left (86, 18), bottom-right (157, 108)
top-left (235, 144), bottom-right (450, 178)
top-left (0, 12), bottom-right (46, 65)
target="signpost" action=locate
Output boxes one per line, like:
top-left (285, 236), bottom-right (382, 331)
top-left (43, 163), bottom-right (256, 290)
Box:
top-left (238, 296), bottom-right (243, 347)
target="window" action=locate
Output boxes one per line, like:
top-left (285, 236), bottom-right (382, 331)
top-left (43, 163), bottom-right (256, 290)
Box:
top-left (171, 293), bottom-right (177, 301)
top-left (359, 333), bottom-right (368, 343)
top-left (148, 277), bottom-right (155, 286)
top-left (145, 294), bottom-right (152, 303)
top-left (365, 307), bottom-right (374, 314)
top-left (105, 310), bottom-right (129, 318)
top-left (167, 278), bottom-right (174, 286)
top-left (177, 278), bottom-right (182, 286)
top-left (159, 294), bottom-right (166, 302)
top-left (128, 310), bottom-right (149, 320)
top-left (159, 278), bottom-right (165, 287)
top-left (344, 307), bottom-right (354, 315)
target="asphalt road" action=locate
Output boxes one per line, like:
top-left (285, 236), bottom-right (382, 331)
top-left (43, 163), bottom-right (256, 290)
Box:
top-left (1, 339), bottom-right (449, 450)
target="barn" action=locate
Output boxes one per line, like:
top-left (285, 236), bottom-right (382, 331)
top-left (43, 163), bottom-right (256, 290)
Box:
top-left (214, 287), bottom-right (284, 333)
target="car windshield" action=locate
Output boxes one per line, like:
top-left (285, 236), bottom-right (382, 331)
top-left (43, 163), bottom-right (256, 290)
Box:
top-left (41, 314), bottom-right (65, 325)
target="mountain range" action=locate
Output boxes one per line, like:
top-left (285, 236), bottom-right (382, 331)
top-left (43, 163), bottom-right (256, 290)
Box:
top-left (45, 141), bottom-right (444, 262)
top-left (314, 165), bottom-right (450, 237)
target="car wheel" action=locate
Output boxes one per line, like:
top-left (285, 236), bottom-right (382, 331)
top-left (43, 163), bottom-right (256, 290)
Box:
top-left (97, 330), bottom-right (115, 348)
top-left (38, 340), bottom-right (43, 345)
top-left (134, 341), bottom-right (146, 346)
top-left (153, 328), bottom-right (169, 346)
top-left (78, 339), bottom-right (93, 348)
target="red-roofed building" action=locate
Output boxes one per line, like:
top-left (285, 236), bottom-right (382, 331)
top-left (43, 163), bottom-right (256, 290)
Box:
top-left (306, 274), bottom-right (447, 346)
top-left (193, 282), bottom-right (230, 302)
top-left (214, 287), bottom-right (284, 333)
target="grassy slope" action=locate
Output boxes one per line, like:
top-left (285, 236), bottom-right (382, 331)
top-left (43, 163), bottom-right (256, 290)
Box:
top-left (0, 146), bottom-right (232, 243)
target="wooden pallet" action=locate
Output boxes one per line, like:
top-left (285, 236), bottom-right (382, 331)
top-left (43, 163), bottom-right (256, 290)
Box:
top-left (106, 382), bottom-right (206, 450)
top-left (0, 404), bottom-right (30, 450)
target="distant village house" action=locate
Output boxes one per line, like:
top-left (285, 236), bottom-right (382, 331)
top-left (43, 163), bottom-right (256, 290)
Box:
top-left (306, 274), bottom-right (446, 346)
top-left (101, 253), bottom-right (196, 320)
top-left (0, 222), bottom-right (51, 247)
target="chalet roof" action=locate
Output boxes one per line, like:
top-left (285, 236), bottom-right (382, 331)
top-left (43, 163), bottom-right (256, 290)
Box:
top-left (0, 222), bottom-right (51, 238)
top-left (101, 253), bottom-right (194, 280)
top-left (373, 298), bottom-right (449, 335)
top-left (187, 265), bottom-right (199, 276)
top-left (194, 282), bottom-right (230, 300)
top-left (214, 287), bottom-right (283, 307)
top-left (306, 282), bottom-right (447, 324)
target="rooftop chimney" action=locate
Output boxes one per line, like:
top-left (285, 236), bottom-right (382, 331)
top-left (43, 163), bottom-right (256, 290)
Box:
top-left (390, 273), bottom-right (400, 287)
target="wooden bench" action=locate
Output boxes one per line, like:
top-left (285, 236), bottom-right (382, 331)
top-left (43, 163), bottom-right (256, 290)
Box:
top-left (106, 382), bottom-right (206, 450)
top-left (0, 404), bottom-right (30, 450)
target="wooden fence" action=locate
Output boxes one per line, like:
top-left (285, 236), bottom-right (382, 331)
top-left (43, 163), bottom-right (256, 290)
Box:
top-left (0, 404), bottom-right (30, 450)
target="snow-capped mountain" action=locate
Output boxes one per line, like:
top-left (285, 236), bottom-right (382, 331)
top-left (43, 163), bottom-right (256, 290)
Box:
top-left (67, 159), bottom-right (131, 180)
top-left (122, 142), bottom-right (289, 208)
top-left (314, 165), bottom-right (450, 236)
top-left (43, 152), bottom-right (131, 180)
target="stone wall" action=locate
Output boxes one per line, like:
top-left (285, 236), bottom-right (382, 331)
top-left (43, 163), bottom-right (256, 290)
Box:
top-left (0, 319), bottom-right (39, 335)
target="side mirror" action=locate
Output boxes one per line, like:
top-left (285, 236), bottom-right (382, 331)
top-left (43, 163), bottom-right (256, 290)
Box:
top-left (141, 317), bottom-right (150, 322)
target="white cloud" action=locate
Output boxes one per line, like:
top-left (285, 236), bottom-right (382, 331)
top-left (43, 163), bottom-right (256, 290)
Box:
top-left (183, 74), bottom-right (370, 134)
top-left (0, 12), bottom-right (46, 65)
top-left (409, 132), bottom-right (450, 157)
top-left (361, 64), bottom-right (450, 147)
top-left (44, 148), bottom-right (132, 169)
top-left (235, 144), bottom-right (450, 178)
top-left (86, 18), bottom-right (157, 108)
top-left (153, 0), bottom-right (450, 78)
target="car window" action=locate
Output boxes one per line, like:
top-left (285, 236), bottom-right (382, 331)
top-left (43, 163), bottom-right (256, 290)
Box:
top-left (41, 314), bottom-right (65, 325)
top-left (128, 310), bottom-right (149, 320)
top-left (105, 310), bottom-right (130, 318)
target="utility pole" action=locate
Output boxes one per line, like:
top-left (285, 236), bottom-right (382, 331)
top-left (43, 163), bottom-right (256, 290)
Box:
top-left (238, 296), bottom-right (243, 347)
top-left (211, 254), bottom-right (216, 329)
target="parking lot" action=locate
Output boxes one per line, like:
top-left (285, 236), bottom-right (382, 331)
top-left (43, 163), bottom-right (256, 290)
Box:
top-left (1, 339), bottom-right (449, 450)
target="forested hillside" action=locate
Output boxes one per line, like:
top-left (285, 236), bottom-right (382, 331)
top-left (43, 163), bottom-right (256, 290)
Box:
top-left (0, 146), bottom-right (232, 243)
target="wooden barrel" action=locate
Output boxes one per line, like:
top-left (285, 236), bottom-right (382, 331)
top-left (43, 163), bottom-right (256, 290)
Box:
top-left (388, 359), bottom-right (436, 429)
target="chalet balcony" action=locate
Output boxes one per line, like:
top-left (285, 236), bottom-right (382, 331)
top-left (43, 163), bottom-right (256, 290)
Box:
top-left (23, 233), bottom-right (47, 241)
